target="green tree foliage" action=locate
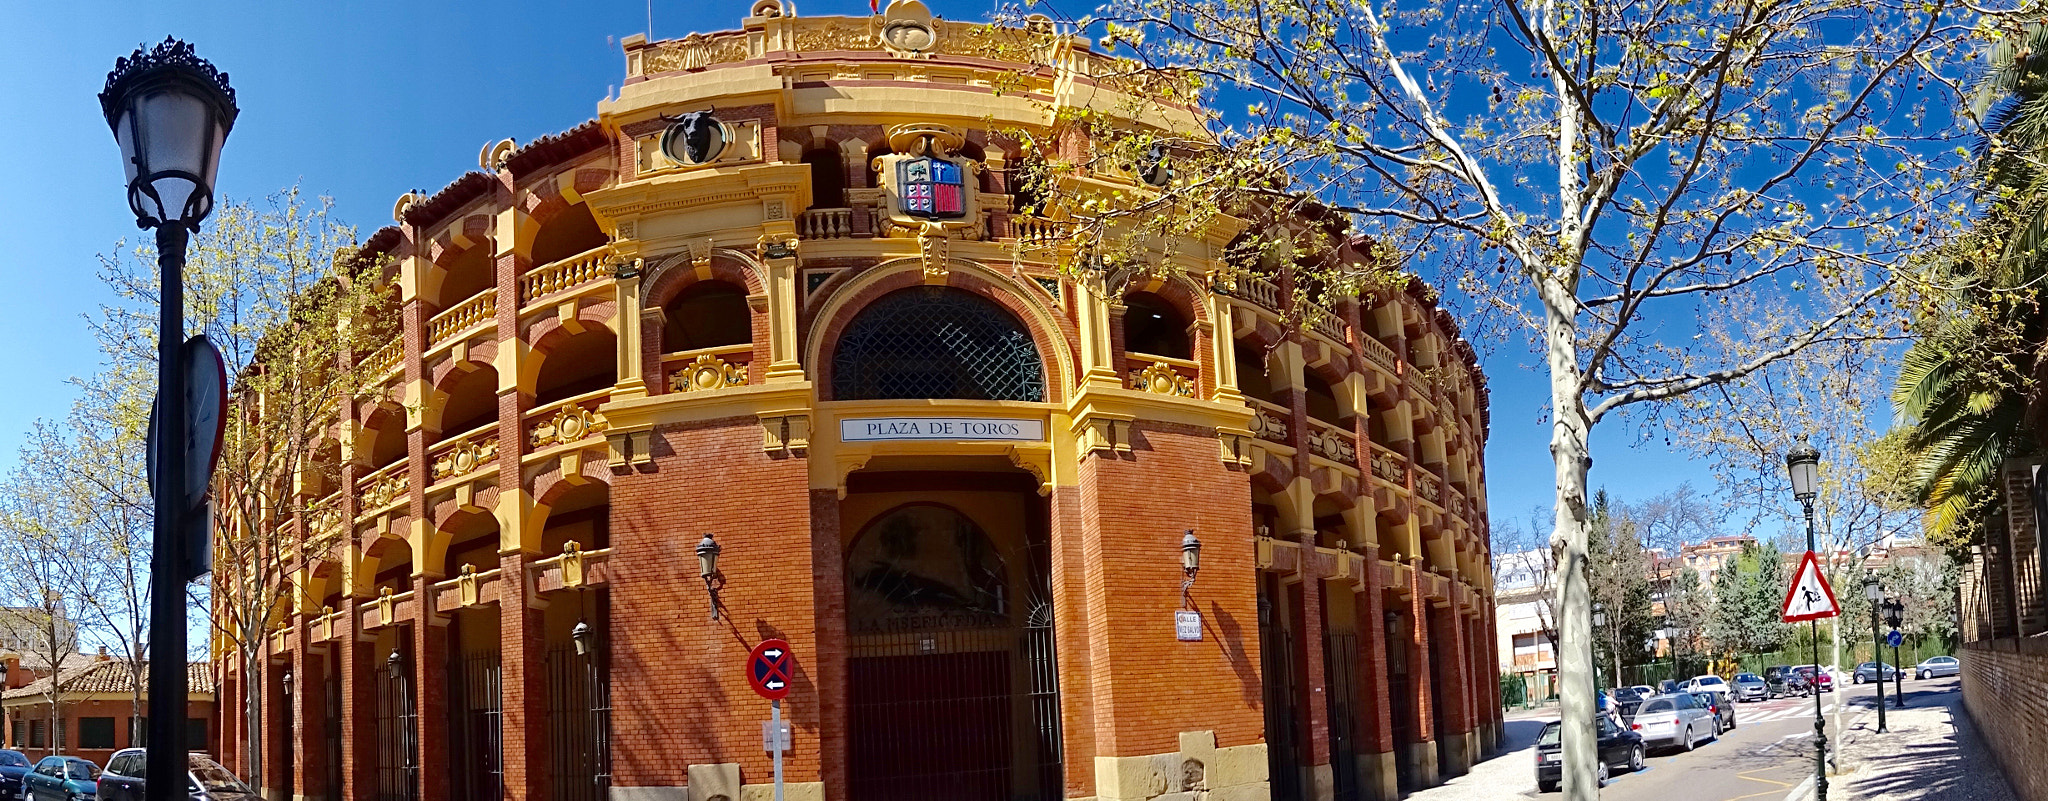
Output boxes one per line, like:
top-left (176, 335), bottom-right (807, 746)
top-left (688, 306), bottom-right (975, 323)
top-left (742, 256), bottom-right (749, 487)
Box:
top-left (1588, 491), bottom-right (1654, 680)
top-left (1894, 22), bottom-right (2048, 546)
top-left (1708, 543), bottom-right (1792, 658)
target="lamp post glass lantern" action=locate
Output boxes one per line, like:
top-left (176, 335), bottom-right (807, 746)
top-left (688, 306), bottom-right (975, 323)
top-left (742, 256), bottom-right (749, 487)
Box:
top-left (698, 532), bottom-right (723, 620)
top-left (101, 36), bottom-right (235, 801)
top-left (1180, 529), bottom-right (1201, 609)
top-left (1786, 442), bottom-right (1828, 801)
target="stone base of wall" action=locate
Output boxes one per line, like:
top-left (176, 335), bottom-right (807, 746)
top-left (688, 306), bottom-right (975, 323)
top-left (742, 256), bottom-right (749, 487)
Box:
top-left (1089, 730), bottom-right (1270, 801)
top-left (1357, 751), bottom-right (1396, 801)
top-left (1962, 640), bottom-right (2048, 801)
top-left (1403, 741), bottom-right (1439, 788)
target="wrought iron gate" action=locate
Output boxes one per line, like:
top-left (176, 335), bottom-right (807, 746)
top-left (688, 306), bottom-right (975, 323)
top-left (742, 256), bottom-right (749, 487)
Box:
top-left (844, 502), bottom-right (1061, 801)
top-left (1386, 610), bottom-right (1416, 791)
top-left (451, 652), bottom-right (503, 801)
top-left (1258, 580), bottom-right (1303, 801)
top-left (546, 643), bottom-right (612, 801)
top-left (1325, 631), bottom-right (1360, 801)
top-left (375, 654), bottom-right (419, 801)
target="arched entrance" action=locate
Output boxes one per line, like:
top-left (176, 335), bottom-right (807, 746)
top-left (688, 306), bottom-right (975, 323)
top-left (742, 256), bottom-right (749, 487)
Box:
top-left (843, 482), bottom-right (1062, 801)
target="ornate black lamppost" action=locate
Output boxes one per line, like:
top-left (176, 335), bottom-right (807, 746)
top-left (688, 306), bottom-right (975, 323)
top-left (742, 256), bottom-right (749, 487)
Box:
top-left (100, 37), bottom-right (236, 801)
top-left (1786, 441), bottom-right (1827, 801)
top-left (1863, 573), bottom-right (1887, 733)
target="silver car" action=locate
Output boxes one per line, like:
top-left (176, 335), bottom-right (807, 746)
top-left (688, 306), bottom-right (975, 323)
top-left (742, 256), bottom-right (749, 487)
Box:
top-left (1915, 655), bottom-right (1960, 680)
top-left (1626, 693), bottom-right (1717, 752)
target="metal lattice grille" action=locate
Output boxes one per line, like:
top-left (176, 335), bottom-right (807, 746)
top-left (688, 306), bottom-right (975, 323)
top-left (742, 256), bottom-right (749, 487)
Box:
top-left (375, 657), bottom-right (420, 801)
top-left (832, 287), bottom-right (1045, 402)
top-left (451, 652), bottom-right (503, 801)
top-left (546, 642), bottom-right (613, 801)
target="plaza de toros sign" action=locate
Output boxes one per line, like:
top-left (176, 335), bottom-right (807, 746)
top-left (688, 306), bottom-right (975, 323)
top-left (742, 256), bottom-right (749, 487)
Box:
top-left (839, 416), bottom-right (1044, 442)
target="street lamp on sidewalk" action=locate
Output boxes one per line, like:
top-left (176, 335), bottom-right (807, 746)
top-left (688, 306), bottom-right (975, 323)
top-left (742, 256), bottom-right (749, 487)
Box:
top-left (100, 37), bottom-right (236, 801)
top-left (1786, 441), bottom-right (1828, 801)
top-left (1863, 573), bottom-right (1887, 733)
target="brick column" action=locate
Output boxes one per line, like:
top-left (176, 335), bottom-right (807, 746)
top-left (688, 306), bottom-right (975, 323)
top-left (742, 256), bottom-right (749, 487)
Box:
top-left (499, 552), bottom-right (550, 801)
top-left (339, 605), bottom-right (377, 801)
top-left (1294, 532), bottom-right (1335, 801)
top-left (411, 581), bottom-right (451, 801)
top-left (292, 631), bottom-right (330, 801)
top-left (264, 657), bottom-right (290, 800)
top-left (1357, 550), bottom-right (1396, 801)
top-left (1407, 560), bottom-right (1438, 787)
top-left (1432, 604), bottom-right (1472, 775)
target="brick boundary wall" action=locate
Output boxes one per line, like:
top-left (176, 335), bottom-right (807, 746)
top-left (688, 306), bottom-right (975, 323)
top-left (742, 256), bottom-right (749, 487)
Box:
top-left (1962, 638), bottom-right (2048, 801)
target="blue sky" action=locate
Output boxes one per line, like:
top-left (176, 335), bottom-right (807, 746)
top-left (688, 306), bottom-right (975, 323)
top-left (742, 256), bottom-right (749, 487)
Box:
top-left (0, 0), bottom-right (1715, 535)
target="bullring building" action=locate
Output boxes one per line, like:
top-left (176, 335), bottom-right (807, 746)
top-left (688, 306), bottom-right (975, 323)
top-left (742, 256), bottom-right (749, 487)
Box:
top-left (218, 4), bottom-right (1501, 801)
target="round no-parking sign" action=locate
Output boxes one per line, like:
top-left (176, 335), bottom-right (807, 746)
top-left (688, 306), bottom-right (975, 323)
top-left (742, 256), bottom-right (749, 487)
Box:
top-left (749, 639), bottom-right (793, 700)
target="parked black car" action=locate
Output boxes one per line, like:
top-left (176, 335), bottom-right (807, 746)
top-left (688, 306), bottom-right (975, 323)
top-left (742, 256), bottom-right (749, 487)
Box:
top-left (0, 752), bottom-right (30, 801)
top-left (1534, 716), bottom-right (1646, 794)
top-left (23, 757), bottom-right (97, 801)
top-left (97, 750), bottom-right (255, 801)
top-left (1609, 686), bottom-right (1649, 721)
top-left (1763, 665), bottom-right (1809, 698)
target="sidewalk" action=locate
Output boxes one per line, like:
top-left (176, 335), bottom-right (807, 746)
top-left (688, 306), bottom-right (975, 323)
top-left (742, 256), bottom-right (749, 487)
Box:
top-left (1806, 683), bottom-right (2015, 801)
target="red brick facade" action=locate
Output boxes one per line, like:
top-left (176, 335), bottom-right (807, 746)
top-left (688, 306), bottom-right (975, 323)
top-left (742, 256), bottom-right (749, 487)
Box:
top-left (218, 9), bottom-right (1499, 801)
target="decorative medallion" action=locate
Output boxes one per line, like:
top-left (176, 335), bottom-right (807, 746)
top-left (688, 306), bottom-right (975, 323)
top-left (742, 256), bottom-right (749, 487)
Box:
top-left (531, 405), bottom-right (611, 449)
top-left (872, 123), bottom-right (983, 240)
top-left (1249, 410), bottom-right (1288, 442)
top-left (1130, 361), bottom-right (1196, 397)
top-left (671, 353), bottom-right (748, 392)
top-left (431, 435), bottom-right (499, 481)
top-left (877, 0), bottom-right (941, 57)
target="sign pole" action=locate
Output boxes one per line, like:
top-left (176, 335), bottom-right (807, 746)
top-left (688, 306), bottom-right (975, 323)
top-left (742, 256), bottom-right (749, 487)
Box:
top-left (772, 698), bottom-right (785, 801)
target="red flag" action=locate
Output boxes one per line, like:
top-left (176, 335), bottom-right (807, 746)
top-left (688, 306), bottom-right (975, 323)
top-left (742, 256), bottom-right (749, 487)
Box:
top-left (871, 0), bottom-right (880, 12)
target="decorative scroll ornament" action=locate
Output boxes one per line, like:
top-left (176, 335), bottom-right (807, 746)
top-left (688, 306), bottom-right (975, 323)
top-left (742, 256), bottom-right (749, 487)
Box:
top-left (1306, 427), bottom-right (1358, 465)
top-left (375, 587), bottom-right (396, 627)
top-left (1130, 361), bottom-right (1195, 397)
top-left (671, 353), bottom-right (748, 392)
top-left (531, 405), bottom-right (611, 449)
top-left (1249, 410), bottom-right (1289, 442)
top-left (363, 470), bottom-right (408, 509)
top-left (918, 220), bottom-right (951, 278)
top-left (873, 123), bottom-right (983, 240)
top-left (99, 37), bottom-right (237, 123)
top-left (560, 541), bottom-right (588, 588)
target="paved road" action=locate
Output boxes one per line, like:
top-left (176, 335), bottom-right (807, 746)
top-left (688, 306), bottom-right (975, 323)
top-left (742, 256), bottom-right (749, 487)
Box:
top-left (1508, 675), bottom-right (1962, 801)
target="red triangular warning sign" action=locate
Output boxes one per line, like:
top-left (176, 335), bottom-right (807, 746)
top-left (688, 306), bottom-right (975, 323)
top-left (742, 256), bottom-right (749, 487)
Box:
top-left (1782, 550), bottom-right (1840, 623)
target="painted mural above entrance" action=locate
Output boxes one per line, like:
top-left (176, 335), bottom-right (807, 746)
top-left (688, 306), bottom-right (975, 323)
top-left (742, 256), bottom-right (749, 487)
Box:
top-left (840, 416), bottom-right (1044, 442)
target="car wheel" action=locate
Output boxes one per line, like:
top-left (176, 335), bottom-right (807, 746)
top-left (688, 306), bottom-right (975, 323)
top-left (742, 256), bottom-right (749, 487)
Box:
top-left (1682, 724), bottom-right (1695, 752)
top-left (1920, 670), bottom-right (1930, 680)
top-left (1538, 780), bottom-right (1558, 794)
top-left (1598, 761), bottom-right (1611, 786)
top-left (1630, 744), bottom-right (1646, 772)
top-left (1854, 674), bottom-right (1864, 684)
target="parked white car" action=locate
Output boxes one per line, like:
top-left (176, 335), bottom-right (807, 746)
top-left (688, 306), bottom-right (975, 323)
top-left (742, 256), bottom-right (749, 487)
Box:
top-left (1684, 674), bottom-right (1731, 698)
top-left (1627, 693), bottom-right (1718, 752)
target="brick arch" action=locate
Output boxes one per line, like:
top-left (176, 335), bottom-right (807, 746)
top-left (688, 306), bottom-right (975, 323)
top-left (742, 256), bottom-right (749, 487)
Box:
top-left (1249, 457), bottom-right (1293, 496)
top-left (807, 259), bottom-right (1078, 404)
top-left (358, 530), bottom-right (412, 589)
top-left (642, 250), bottom-right (765, 307)
top-left (426, 339), bottom-right (501, 398)
top-left (354, 400), bottom-right (406, 469)
top-left (429, 489), bottom-right (502, 548)
top-left (1119, 271), bottom-right (1212, 327)
top-left (530, 458), bottom-right (612, 509)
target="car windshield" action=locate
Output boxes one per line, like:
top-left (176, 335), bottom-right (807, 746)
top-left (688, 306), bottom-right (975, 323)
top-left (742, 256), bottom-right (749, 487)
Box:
top-left (188, 757), bottom-right (248, 794)
top-left (1737, 673), bottom-right (1759, 681)
top-left (1538, 723), bottom-right (1562, 747)
top-left (1611, 687), bottom-right (1643, 701)
top-left (0, 752), bottom-right (25, 767)
top-left (1696, 676), bottom-right (1724, 685)
top-left (1638, 699), bottom-right (1674, 714)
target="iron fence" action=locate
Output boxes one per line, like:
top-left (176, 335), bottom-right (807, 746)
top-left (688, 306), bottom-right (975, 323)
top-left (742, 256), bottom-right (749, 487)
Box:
top-left (545, 643), bottom-right (612, 801)
top-left (375, 653), bottom-right (419, 801)
top-left (451, 651), bottom-right (503, 801)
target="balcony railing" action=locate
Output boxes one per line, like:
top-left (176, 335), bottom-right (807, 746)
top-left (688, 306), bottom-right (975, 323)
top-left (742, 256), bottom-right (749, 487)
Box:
top-left (521, 245), bottom-right (609, 306)
top-left (429, 290), bottom-right (496, 348)
top-left (1305, 418), bottom-right (1358, 466)
top-left (799, 207), bottom-right (856, 240)
top-left (1359, 333), bottom-right (1398, 371)
top-left (525, 388), bottom-right (613, 451)
top-left (364, 339), bottom-right (402, 378)
top-left (1304, 302), bottom-right (1347, 343)
top-left (1237, 276), bottom-right (1283, 312)
top-left (1011, 216), bottom-right (1066, 243)
top-left (662, 344), bottom-right (753, 394)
